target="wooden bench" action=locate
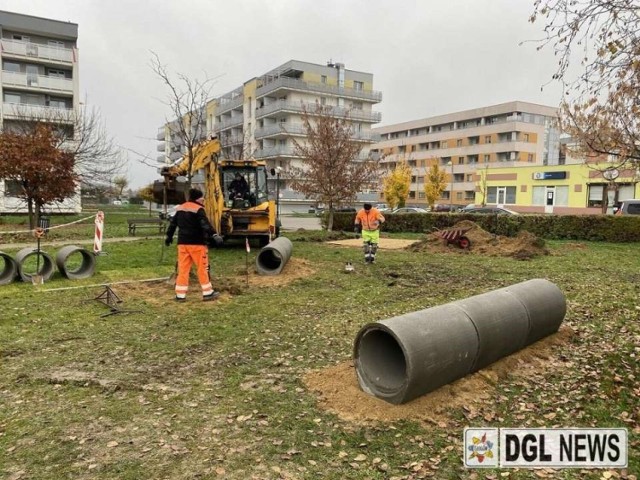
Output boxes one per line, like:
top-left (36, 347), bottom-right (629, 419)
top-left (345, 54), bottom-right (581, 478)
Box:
top-left (127, 218), bottom-right (166, 236)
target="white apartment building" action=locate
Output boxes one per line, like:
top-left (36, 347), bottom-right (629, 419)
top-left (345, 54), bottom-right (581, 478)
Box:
top-left (157, 60), bottom-right (382, 207)
top-left (370, 101), bottom-right (560, 207)
top-left (0, 10), bottom-right (80, 214)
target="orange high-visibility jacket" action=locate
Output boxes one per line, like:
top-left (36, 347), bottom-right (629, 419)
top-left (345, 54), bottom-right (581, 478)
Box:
top-left (355, 208), bottom-right (385, 231)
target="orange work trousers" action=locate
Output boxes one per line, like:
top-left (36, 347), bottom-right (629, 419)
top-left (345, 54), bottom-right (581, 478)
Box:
top-left (175, 244), bottom-right (213, 298)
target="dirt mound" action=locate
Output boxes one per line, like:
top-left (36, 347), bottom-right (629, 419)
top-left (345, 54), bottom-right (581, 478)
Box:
top-left (408, 221), bottom-right (549, 260)
top-left (304, 326), bottom-right (573, 428)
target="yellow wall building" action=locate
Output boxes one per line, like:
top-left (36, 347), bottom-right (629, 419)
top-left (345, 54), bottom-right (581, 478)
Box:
top-left (476, 163), bottom-right (640, 214)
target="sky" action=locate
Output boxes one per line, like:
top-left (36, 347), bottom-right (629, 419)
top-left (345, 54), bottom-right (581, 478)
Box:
top-left (4, 0), bottom-right (565, 189)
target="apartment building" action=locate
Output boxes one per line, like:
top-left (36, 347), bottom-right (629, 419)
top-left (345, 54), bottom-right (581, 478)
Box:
top-left (370, 101), bottom-right (560, 207)
top-left (0, 10), bottom-right (80, 213)
top-left (157, 60), bottom-right (381, 206)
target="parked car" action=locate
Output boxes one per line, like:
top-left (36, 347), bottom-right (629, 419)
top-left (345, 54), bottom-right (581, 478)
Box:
top-left (462, 206), bottom-right (519, 215)
top-left (159, 205), bottom-right (178, 221)
top-left (432, 204), bottom-right (464, 212)
top-left (314, 206), bottom-right (357, 216)
top-left (615, 199), bottom-right (640, 215)
top-left (391, 207), bottom-right (430, 214)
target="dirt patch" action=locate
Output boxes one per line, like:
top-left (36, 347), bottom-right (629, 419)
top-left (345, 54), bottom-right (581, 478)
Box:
top-left (327, 238), bottom-right (420, 250)
top-left (408, 221), bottom-right (549, 260)
top-left (304, 326), bottom-right (573, 427)
top-left (124, 258), bottom-right (315, 304)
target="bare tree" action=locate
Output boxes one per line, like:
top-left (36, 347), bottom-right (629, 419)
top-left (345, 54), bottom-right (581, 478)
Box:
top-left (288, 103), bottom-right (380, 231)
top-left (530, 0), bottom-right (640, 167)
top-left (150, 52), bottom-right (215, 189)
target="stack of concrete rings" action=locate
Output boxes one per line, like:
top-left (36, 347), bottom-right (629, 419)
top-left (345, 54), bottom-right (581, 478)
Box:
top-left (0, 245), bottom-right (96, 284)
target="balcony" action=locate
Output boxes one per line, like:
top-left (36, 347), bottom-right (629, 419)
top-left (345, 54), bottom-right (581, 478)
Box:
top-left (256, 101), bottom-right (381, 123)
top-left (157, 142), bottom-right (166, 152)
top-left (156, 126), bottom-right (166, 140)
top-left (2, 102), bottom-right (74, 122)
top-left (214, 116), bottom-right (244, 132)
top-left (256, 76), bottom-right (382, 103)
top-left (2, 71), bottom-right (74, 94)
top-left (254, 146), bottom-right (299, 159)
top-left (1, 39), bottom-right (74, 64)
top-left (216, 95), bottom-right (243, 114)
top-left (255, 122), bottom-right (379, 141)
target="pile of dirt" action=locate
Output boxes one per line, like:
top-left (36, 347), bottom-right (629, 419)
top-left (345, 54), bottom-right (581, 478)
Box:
top-left (304, 326), bottom-right (573, 428)
top-left (125, 258), bottom-right (316, 304)
top-left (408, 220), bottom-right (549, 260)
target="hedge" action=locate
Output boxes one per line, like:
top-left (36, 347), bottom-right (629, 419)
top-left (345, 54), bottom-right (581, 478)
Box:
top-left (323, 212), bottom-right (640, 242)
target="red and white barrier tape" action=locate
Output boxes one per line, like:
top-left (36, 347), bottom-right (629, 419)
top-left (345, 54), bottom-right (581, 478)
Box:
top-left (0, 214), bottom-right (98, 236)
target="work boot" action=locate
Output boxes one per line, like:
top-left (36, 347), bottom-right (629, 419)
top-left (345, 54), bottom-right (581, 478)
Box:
top-left (175, 296), bottom-right (186, 302)
top-left (203, 291), bottom-right (220, 302)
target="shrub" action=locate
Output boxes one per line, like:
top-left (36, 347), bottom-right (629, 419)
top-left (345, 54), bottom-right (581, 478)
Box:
top-left (325, 212), bottom-right (640, 242)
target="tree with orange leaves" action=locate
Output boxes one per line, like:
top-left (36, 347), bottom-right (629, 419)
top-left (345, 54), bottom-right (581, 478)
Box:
top-left (0, 124), bottom-right (77, 228)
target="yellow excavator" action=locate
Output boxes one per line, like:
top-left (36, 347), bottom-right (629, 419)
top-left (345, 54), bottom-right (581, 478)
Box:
top-left (153, 138), bottom-right (280, 246)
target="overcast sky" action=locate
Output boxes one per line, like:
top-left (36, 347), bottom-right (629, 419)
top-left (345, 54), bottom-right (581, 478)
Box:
top-left (5, 0), bottom-right (564, 189)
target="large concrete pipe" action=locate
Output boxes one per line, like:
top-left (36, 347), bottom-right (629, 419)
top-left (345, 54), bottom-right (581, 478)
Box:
top-left (15, 247), bottom-right (55, 283)
top-left (56, 245), bottom-right (96, 280)
top-left (0, 251), bottom-right (18, 285)
top-left (255, 237), bottom-right (293, 276)
top-left (354, 279), bottom-right (566, 404)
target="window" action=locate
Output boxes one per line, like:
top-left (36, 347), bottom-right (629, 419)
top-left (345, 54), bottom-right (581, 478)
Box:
top-left (523, 134), bottom-right (530, 142)
top-left (532, 186), bottom-right (546, 205)
top-left (456, 192), bottom-right (463, 200)
top-left (12, 34), bottom-right (30, 42)
top-left (456, 139), bottom-right (463, 147)
top-left (353, 80), bottom-right (364, 91)
top-left (465, 190), bottom-right (475, 200)
top-left (588, 184), bottom-right (604, 207)
top-left (458, 157), bottom-right (464, 165)
top-left (352, 101), bottom-right (363, 110)
top-left (278, 139), bottom-right (286, 146)
top-left (321, 75), bottom-right (327, 84)
top-left (48, 97), bottom-right (68, 108)
top-left (3, 62), bottom-right (20, 72)
top-left (418, 192), bottom-right (426, 199)
top-left (484, 136), bottom-right (492, 144)
top-left (484, 154), bottom-right (490, 163)
top-left (440, 141), bottom-right (448, 149)
top-left (466, 174), bottom-right (473, 182)
top-left (4, 92), bottom-right (21, 104)
top-left (48, 40), bottom-right (65, 48)
top-left (487, 186), bottom-right (517, 204)
top-left (4, 179), bottom-right (22, 197)
top-left (527, 153), bottom-right (534, 162)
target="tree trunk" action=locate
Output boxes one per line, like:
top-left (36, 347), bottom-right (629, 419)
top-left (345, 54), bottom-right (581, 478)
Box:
top-left (27, 198), bottom-right (35, 230)
top-left (327, 201), bottom-right (334, 231)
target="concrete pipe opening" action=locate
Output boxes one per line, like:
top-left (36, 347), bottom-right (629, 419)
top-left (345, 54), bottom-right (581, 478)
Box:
top-left (56, 245), bottom-right (96, 279)
top-left (15, 248), bottom-right (55, 282)
top-left (0, 251), bottom-right (18, 285)
top-left (256, 237), bottom-right (293, 276)
top-left (355, 326), bottom-right (407, 395)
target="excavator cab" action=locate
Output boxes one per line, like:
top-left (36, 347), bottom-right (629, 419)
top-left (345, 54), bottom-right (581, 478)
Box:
top-left (221, 166), bottom-right (269, 209)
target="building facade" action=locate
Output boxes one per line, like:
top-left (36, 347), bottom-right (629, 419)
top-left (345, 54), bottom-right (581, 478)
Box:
top-left (157, 60), bottom-right (382, 209)
top-left (370, 101), bottom-right (560, 208)
top-left (0, 10), bottom-right (80, 213)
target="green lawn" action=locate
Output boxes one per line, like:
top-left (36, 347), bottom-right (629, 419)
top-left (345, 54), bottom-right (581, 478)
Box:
top-left (0, 228), bottom-right (638, 479)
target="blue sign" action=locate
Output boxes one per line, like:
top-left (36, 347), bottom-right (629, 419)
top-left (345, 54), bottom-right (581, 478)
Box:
top-left (532, 171), bottom-right (567, 180)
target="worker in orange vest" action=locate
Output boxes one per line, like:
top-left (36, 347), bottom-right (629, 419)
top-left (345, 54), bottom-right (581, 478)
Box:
top-left (165, 188), bottom-right (220, 301)
top-left (354, 203), bottom-right (385, 263)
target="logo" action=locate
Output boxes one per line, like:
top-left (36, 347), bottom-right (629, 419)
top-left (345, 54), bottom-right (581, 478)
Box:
top-left (464, 428), bottom-right (499, 467)
top-left (464, 428), bottom-right (628, 469)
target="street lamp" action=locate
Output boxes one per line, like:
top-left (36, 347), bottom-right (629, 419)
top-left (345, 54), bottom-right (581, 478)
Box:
top-left (447, 160), bottom-right (453, 210)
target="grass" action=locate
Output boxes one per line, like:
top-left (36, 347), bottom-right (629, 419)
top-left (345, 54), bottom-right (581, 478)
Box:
top-left (0, 220), bottom-right (638, 479)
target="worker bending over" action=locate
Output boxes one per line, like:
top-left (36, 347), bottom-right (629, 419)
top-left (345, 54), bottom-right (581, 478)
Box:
top-left (165, 188), bottom-right (220, 301)
top-left (354, 203), bottom-right (385, 263)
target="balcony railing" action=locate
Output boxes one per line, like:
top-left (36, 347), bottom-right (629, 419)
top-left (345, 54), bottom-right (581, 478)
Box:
top-left (216, 95), bottom-right (244, 114)
top-left (2, 70), bottom-right (74, 93)
top-left (254, 146), bottom-right (299, 159)
top-left (256, 76), bottom-right (382, 103)
top-left (2, 102), bottom-right (74, 121)
top-left (156, 126), bottom-right (166, 140)
top-left (157, 142), bottom-right (166, 152)
top-left (256, 101), bottom-right (381, 123)
top-left (1, 39), bottom-right (74, 63)
top-left (214, 116), bottom-right (244, 131)
top-left (255, 122), bottom-right (379, 141)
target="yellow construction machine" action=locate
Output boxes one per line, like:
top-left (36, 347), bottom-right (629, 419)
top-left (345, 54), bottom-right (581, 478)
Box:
top-left (154, 138), bottom-right (280, 246)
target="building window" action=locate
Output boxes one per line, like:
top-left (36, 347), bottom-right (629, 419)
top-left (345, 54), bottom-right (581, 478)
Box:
top-left (48, 40), bottom-right (65, 48)
top-left (587, 184), bottom-right (604, 207)
top-left (458, 157), bottom-right (464, 165)
top-left (527, 153), bottom-right (534, 162)
top-left (524, 133), bottom-right (530, 142)
top-left (484, 135), bottom-right (492, 144)
top-left (484, 154), bottom-right (490, 163)
top-left (321, 75), bottom-right (327, 84)
top-left (278, 139), bottom-right (286, 146)
top-left (456, 192), bottom-right (463, 200)
top-left (3, 62), bottom-right (20, 73)
top-left (465, 190), bottom-right (475, 200)
top-left (12, 34), bottom-right (30, 42)
top-left (456, 139), bottom-right (463, 147)
top-left (4, 179), bottom-right (23, 197)
top-left (418, 192), bottom-right (426, 199)
top-left (466, 174), bottom-right (473, 182)
top-left (47, 97), bottom-right (68, 108)
top-left (351, 101), bottom-right (363, 110)
top-left (3, 92), bottom-right (21, 104)
top-left (440, 141), bottom-right (448, 149)
top-left (487, 186), bottom-right (517, 204)
top-left (353, 80), bottom-right (364, 91)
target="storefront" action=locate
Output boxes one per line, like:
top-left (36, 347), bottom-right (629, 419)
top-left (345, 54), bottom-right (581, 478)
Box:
top-left (476, 164), bottom-right (639, 215)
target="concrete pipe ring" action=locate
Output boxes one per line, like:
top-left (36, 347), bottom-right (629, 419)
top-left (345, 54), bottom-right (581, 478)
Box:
top-left (15, 247), bottom-right (55, 283)
top-left (256, 237), bottom-right (293, 276)
top-left (0, 251), bottom-right (18, 285)
top-left (55, 245), bottom-right (96, 280)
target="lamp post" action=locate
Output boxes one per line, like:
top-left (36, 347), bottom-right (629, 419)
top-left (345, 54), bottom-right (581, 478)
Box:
top-left (447, 160), bottom-right (453, 210)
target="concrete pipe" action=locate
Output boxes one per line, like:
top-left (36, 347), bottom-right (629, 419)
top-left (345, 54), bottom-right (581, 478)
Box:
top-left (0, 251), bottom-right (18, 285)
top-left (56, 245), bottom-right (96, 280)
top-left (255, 237), bottom-right (293, 276)
top-left (15, 247), bottom-right (55, 283)
top-left (354, 279), bottom-right (566, 404)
